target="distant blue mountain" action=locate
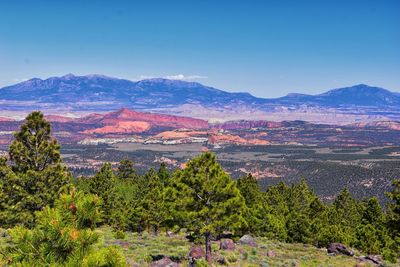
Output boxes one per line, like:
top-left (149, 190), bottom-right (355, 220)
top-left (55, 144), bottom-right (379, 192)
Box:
top-left (0, 74), bottom-right (399, 111)
top-left (0, 74), bottom-right (262, 109)
top-left (273, 84), bottom-right (400, 107)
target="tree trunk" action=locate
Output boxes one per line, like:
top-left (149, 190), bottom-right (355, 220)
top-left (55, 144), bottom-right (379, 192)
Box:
top-left (153, 225), bottom-right (158, 236)
top-left (205, 231), bottom-right (212, 265)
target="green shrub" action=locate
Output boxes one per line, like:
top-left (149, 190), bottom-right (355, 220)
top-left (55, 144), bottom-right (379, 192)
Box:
top-left (113, 229), bottom-right (126, 239)
top-left (382, 248), bottom-right (397, 263)
top-left (2, 189), bottom-right (125, 266)
top-left (194, 258), bottom-right (209, 267)
top-left (81, 246), bottom-right (126, 267)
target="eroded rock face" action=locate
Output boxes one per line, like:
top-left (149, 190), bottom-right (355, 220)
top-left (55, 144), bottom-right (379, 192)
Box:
top-left (220, 238), bottom-right (235, 250)
top-left (238, 235), bottom-right (257, 247)
top-left (327, 243), bottom-right (354, 256)
top-left (149, 257), bottom-right (178, 267)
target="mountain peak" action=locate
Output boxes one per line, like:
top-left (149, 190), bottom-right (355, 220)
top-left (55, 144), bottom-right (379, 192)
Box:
top-left (62, 73), bottom-right (76, 79)
top-left (113, 108), bottom-right (139, 118)
top-left (320, 84), bottom-right (391, 96)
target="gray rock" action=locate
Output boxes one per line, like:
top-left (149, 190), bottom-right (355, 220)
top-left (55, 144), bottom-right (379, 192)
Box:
top-left (357, 255), bottom-right (384, 267)
top-left (238, 234), bottom-right (257, 247)
top-left (327, 243), bottom-right (354, 256)
top-left (220, 238), bottom-right (235, 250)
top-left (150, 257), bottom-right (178, 267)
top-left (188, 246), bottom-right (205, 259)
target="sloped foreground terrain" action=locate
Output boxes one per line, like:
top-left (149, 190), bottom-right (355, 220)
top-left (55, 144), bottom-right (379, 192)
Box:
top-left (90, 227), bottom-right (395, 266)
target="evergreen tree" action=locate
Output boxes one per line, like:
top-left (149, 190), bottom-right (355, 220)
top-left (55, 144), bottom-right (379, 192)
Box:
top-left (330, 188), bottom-right (362, 245)
top-left (166, 152), bottom-right (246, 265)
top-left (158, 162), bottom-right (170, 185)
top-left (237, 174), bottom-right (262, 207)
top-left (236, 174), bottom-right (286, 238)
top-left (361, 197), bottom-right (384, 226)
top-left (116, 159), bottom-right (137, 180)
top-left (265, 182), bottom-right (290, 217)
top-left (140, 168), bottom-right (165, 234)
top-left (387, 179), bottom-right (400, 236)
top-left (89, 163), bottom-right (121, 226)
top-left (358, 197), bottom-right (393, 256)
top-left (386, 179), bottom-right (400, 254)
top-left (308, 197), bottom-right (329, 246)
top-left (0, 112), bottom-right (70, 227)
top-left (285, 180), bottom-right (316, 243)
top-left (9, 111), bottom-right (61, 173)
top-left (2, 189), bottom-right (125, 266)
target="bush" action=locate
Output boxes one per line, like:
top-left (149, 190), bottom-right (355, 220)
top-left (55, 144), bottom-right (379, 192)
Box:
top-left (81, 246), bottom-right (126, 267)
top-left (382, 248), bottom-right (397, 263)
top-left (2, 189), bottom-right (125, 266)
top-left (113, 229), bottom-right (126, 239)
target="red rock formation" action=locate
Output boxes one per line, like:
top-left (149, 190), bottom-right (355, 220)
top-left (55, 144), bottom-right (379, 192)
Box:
top-left (82, 121), bottom-right (151, 134)
top-left (81, 108), bottom-right (208, 129)
top-left (0, 117), bottom-right (15, 122)
top-left (45, 115), bottom-right (75, 123)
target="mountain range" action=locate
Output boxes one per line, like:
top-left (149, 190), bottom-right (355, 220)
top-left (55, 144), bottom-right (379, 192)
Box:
top-left (1, 74), bottom-right (399, 124)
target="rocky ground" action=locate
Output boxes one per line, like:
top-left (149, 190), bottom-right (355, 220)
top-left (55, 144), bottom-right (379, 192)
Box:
top-left (95, 227), bottom-right (395, 267)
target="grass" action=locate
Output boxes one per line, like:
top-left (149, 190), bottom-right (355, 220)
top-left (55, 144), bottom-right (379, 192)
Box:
top-left (95, 227), bottom-right (396, 267)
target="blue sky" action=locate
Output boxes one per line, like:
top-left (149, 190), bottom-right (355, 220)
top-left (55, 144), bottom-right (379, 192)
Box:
top-left (0, 0), bottom-right (399, 97)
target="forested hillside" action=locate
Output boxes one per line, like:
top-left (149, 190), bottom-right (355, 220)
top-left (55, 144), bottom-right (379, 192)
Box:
top-left (0, 112), bottom-right (399, 266)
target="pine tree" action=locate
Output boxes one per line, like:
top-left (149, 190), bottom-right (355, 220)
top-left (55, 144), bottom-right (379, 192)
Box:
top-left (2, 188), bottom-right (125, 266)
top-left (386, 179), bottom-right (400, 254)
top-left (140, 168), bottom-right (165, 234)
top-left (116, 159), bottom-right (137, 180)
top-left (387, 179), bottom-right (400, 236)
top-left (308, 197), bottom-right (329, 246)
top-left (236, 174), bottom-right (285, 238)
top-left (361, 197), bottom-right (384, 226)
top-left (9, 111), bottom-right (61, 173)
top-left (0, 112), bottom-right (70, 227)
top-left (237, 173), bottom-right (262, 207)
top-left (166, 152), bottom-right (246, 265)
top-left (265, 182), bottom-right (290, 217)
top-left (328, 188), bottom-right (362, 246)
top-left (89, 163), bottom-right (121, 226)
top-left (285, 180), bottom-right (316, 243)
top-left (158, 162), bottom-right (170, 186)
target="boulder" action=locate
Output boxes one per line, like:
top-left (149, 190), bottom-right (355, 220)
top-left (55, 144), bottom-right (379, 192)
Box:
top-left (150, 257), bottom-right (178, 267)
top-left (238, 234), bottom-right (257, 247)
top-left (220, 238), bottom-right (235, 250)
top-left (189, 246), bottom-right (205, 259)
top-left (327, 243), bottom-right (354, 256)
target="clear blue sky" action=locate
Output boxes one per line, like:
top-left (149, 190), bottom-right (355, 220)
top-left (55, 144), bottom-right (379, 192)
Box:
top-left (0, 0), bottom-right (399, 97)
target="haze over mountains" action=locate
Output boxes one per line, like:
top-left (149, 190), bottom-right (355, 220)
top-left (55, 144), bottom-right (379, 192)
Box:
top-left (1, 74), bottom-right (399, 124)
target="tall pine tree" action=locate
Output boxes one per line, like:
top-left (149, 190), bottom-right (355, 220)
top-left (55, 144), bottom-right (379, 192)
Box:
top-left (116, 159), bottom-right (137, 180)
top-left (0, 111), bottom-right (70, 227)
top-left (166, 152), bottom-right (246, 265)
top-left (89, 163), bottom-right (121, 226)
top-left (386, 179), bottom-right (400, 253)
